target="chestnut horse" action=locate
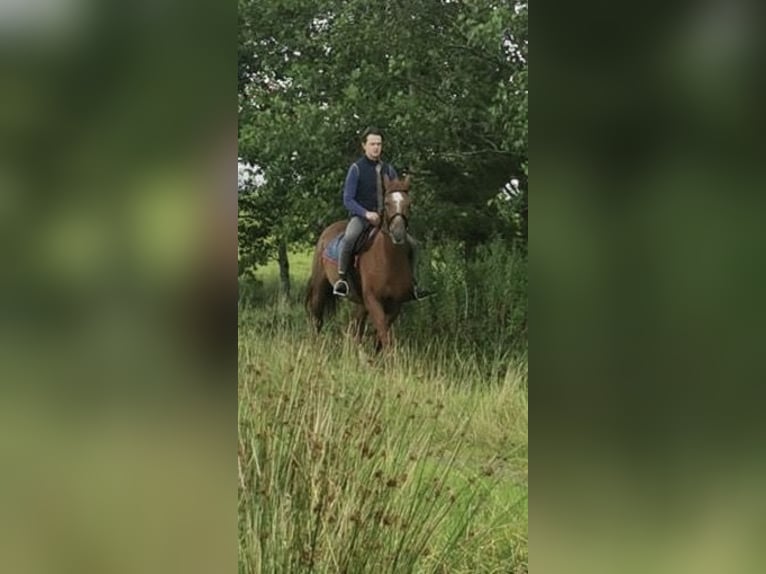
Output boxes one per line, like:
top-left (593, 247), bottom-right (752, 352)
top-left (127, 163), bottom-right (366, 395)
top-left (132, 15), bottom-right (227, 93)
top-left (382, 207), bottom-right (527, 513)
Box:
top-left (305, 175), bottom-right (414, 351)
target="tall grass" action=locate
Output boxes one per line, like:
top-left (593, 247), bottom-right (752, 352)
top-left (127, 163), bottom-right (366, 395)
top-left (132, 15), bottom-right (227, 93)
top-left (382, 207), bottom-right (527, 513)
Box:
top-left (402, 239), bottom-right (527, 361)
top-left (238, 240), bottom-right (527, 572)
top-left (238, 326), bottom-right (527, 573)
top-left (241, 239), bottom-right (527, 380)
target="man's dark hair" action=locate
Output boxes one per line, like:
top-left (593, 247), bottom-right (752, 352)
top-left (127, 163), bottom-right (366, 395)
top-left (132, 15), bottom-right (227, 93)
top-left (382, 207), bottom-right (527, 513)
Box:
top-left (361, 126), bottom-right (383, 143)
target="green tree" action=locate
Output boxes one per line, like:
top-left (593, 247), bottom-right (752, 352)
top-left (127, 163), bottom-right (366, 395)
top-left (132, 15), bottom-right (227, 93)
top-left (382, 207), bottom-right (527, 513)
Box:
top-left (238, 0), bottom-right (528, 286)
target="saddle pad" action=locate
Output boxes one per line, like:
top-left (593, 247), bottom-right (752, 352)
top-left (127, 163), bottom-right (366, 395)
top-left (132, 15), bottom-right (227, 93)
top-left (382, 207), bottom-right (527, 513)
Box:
top-left (322, 233), bottom-right (344, 264)
top-left (322, 226), bottom-right (377, 265)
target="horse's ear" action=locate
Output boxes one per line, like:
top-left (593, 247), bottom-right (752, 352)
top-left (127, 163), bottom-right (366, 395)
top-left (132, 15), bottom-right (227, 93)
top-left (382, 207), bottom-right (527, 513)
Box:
top-left (403, 174), bottom-right (412, 191)
top-left (383, 173), bottom-right (391, 190)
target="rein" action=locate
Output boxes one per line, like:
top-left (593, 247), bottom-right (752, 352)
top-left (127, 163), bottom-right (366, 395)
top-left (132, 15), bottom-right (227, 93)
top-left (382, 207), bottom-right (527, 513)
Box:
top-left (385, 212), bottom-right (408, 231)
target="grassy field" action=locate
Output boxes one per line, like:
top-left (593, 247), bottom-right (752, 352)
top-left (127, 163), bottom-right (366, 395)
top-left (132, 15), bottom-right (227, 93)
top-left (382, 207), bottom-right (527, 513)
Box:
top-left (238, 252), bottom-right (528, 573)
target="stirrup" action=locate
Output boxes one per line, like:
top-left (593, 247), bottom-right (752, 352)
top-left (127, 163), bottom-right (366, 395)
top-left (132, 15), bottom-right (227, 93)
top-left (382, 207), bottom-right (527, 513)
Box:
top-left (413, 286), bottom-right (434, 301)
top-left (333, 278), bottom-right (349, 297)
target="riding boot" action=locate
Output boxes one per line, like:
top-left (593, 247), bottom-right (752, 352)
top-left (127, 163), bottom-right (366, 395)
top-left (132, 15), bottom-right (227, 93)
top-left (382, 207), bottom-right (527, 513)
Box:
top-left (410, 277), bottom-right (434, 301)
top-left (333, 240), bottom-right (353, 297)
top-left (407, 243), bottom-right (433, 301)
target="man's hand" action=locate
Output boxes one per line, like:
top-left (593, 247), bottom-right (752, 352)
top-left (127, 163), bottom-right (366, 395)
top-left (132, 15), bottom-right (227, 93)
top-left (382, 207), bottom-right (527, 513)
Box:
top-left (365, 211), bottom-right (381, 226)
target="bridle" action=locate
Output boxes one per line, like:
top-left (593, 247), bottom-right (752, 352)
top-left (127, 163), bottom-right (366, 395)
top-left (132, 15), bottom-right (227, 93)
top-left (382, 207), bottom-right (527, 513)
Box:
top-left (382, 190), bottom-right (410, 236)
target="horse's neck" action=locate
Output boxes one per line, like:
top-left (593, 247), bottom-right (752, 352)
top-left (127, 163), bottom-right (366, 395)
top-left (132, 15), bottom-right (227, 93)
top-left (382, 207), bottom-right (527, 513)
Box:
top-left (375, 232), bottom-right (408, 260)
top-left (359, 232), bottom-right (407, 273)
top-left (358, 232), bottom-right (412, 297)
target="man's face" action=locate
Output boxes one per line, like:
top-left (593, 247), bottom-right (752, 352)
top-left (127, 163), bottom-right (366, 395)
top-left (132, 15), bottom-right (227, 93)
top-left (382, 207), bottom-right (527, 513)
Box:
top-left (362, 134), bottom-right (383, 161)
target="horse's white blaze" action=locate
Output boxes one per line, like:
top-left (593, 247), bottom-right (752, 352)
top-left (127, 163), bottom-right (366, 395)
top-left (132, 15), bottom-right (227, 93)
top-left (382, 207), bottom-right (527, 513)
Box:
top-left (390, 192), bottom-right (405, 212)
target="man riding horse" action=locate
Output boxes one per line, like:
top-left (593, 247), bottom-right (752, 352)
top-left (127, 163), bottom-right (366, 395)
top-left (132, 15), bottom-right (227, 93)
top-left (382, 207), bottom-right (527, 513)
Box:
top-left (333, 126), bottom-right (431, 300)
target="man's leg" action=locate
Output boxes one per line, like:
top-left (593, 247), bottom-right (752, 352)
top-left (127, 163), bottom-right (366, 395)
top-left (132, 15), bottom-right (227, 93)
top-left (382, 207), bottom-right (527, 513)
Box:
top-left (406, 234), bottom-right (433, 300)
top-left (334, 217), bottom-right (366, 296)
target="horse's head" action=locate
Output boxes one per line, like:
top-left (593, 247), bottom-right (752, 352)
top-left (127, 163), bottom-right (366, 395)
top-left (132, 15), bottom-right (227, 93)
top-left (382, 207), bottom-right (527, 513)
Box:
top-left (383, 174), bottom-right (411, 245)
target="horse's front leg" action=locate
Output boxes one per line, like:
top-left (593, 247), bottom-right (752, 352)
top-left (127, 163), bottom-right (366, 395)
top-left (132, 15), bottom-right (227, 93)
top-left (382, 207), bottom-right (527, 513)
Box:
top-left (386, 305), bottom-right (401, 329)
top-left (351, 304), bottom-right (368, 344)
top-left (376, 306), bottom-right (401, 352)
top-left (362, 292), bottom-right (390, 353)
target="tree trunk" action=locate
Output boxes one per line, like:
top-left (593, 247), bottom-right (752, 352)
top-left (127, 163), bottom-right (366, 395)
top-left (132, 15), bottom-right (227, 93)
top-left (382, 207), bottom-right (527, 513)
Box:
top-left (278, 238), bottom-right (291, 298)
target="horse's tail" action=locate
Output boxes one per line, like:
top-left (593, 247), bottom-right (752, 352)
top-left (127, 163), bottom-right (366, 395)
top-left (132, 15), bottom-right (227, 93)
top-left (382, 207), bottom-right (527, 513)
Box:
top-left (305, 243), bottom-right (336, 331)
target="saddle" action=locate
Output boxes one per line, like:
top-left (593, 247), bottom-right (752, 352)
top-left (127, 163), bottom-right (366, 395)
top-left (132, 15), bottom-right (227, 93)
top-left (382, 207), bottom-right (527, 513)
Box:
top-left (322, 224), bottom-right (378, 268)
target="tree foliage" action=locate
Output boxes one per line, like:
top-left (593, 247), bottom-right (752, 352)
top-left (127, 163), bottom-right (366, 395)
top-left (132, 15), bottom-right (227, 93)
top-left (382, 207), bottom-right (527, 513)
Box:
top-left (238, 0), bottom-right (527, 273)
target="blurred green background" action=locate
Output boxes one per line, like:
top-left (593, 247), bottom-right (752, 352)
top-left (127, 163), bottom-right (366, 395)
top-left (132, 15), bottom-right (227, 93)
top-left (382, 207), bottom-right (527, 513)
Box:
top-left (0, 1), bottom-right (236, 573)
top-left (535, 1), bottom-right (766, 573)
